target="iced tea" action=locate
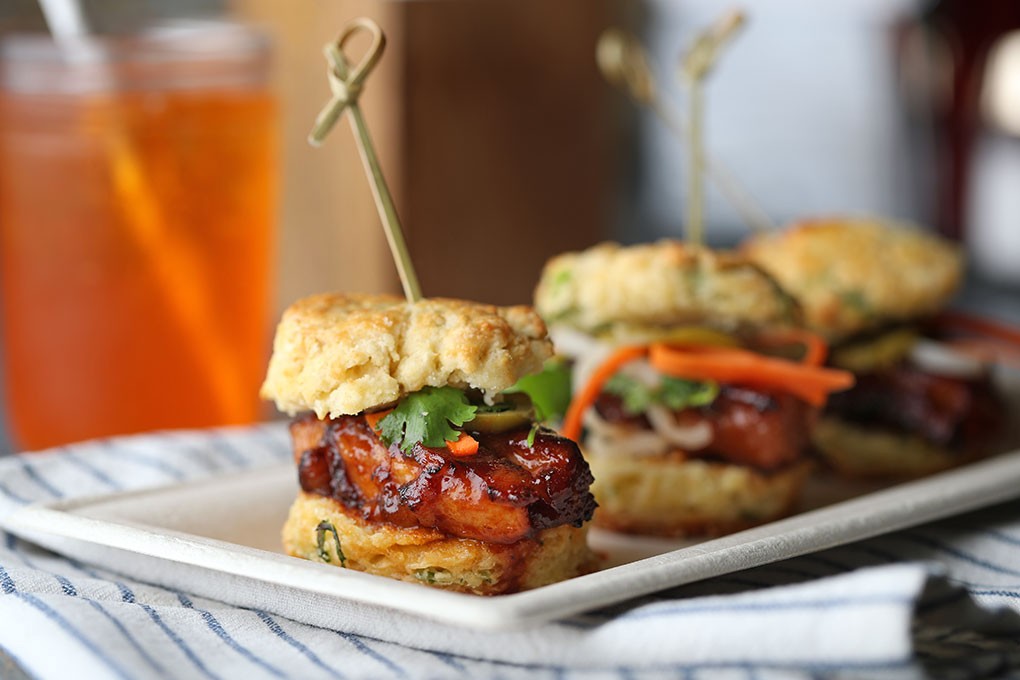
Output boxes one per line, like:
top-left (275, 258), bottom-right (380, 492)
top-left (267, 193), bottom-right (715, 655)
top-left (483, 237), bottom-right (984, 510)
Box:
top-left (0, 24), bottom-right (277, 451)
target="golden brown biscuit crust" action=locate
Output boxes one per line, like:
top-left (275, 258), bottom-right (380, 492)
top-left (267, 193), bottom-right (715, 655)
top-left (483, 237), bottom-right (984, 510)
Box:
top-left (586, 451), bottom-right (810, 537)
top-left (282, 492), bottom-right (595, 595)
top-left (811, 416), bottom-right (975, 479)
top-left (744, 218), bottom-right (963, 342)
top-left (261, 293), bottom-right (552, 417)
top-left (534, 241), bottom-right (797, 334)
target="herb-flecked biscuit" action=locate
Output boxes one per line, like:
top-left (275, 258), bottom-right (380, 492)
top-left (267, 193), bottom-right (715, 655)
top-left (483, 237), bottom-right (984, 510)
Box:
top-left (282, 492), bottom-right (595, 595)
top-left (533, 241), bottom-right (798, 334)
top-left (810, 416), bottom-right (969, 480)
top-left (586, 453), bottom-right (811, 537)
top-left (743, 218), bottom-right (963, 342)
top-left (261, 293), bottom-right (553, 418)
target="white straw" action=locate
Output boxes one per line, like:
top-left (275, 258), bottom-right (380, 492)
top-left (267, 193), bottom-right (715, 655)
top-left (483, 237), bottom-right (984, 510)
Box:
top-left (37, 0), bottom-right (109, 67)
top-left (37, 0), bottom-right (91, 41)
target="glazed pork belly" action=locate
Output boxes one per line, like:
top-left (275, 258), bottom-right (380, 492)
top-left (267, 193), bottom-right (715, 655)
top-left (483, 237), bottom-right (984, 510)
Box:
top-left (290, 414), bottom-right (597, 545)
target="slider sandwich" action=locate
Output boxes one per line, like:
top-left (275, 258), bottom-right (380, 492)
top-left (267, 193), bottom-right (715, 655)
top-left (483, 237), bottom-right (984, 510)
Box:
top-left (744, 217), bottom-right (1007, 478)
top-left (535, 241), bottom-right (854, 536)
top-left (261, 293), bottom-right (597, 594)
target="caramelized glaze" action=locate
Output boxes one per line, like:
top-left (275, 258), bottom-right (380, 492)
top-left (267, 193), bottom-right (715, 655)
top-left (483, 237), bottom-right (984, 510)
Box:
top-left (594, 385), bottom-right (815, 470)
top-left (825, 362), bottom-right (1005, 452)
top-left (292, 415), bottom-right (596, 544)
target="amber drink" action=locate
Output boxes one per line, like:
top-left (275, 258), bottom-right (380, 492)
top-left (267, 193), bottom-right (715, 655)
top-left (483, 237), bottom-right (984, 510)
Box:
top-left (0, 23), bottom-right (277, 450)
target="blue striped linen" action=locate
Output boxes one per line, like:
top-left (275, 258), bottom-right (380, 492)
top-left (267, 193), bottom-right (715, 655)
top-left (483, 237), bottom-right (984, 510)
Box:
top-left (0, 424), bottom-right (1019, 679)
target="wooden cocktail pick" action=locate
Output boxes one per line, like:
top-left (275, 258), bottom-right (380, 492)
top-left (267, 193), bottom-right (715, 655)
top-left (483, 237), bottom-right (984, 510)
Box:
top-left (597, 23), bottom-right (773, 237)
top-left (309, 18), bottom-right (422, 303)
top-left (678, 8), bottom-right (747, 246)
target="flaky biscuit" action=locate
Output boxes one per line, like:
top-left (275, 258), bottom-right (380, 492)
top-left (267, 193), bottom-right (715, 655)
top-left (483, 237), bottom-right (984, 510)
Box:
top-left (586, 451), bottom-right (810, 537)
top-left (282, 492), bottom-right (595, 595)
top-left (261, 293), bottom-right (552, 417)
top-left (811, 417), bottom-right (977, 480)
top-left (744, 217), bottom-right (963, 342)
top-left (534, 241), bottom-right (797, 334)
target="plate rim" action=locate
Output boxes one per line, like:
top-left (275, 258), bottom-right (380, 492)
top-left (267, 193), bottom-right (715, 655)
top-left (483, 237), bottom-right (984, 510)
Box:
top-left (6, 449), bottom-right (1020, 629)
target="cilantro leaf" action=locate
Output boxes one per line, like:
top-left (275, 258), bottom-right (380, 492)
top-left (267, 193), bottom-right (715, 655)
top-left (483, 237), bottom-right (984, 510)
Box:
top-left (658, 377), bottom-right (719, 410)
top-left (505, 359), bottom-right (572, 423)
top-left (378, 387), bottom-right (478, 452)
top-left (604, 374), bottom-right (655, 413)
top-left (605, 374), bottom-right (718, 415)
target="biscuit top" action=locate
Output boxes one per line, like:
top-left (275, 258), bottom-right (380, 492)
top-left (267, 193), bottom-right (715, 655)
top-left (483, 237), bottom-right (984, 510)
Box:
top-left (743, 217), bottom-right (963, 342)
top-left (261, 293), bottom-right (553, 418)
top-left (533, 241), bottom-right (798, 335)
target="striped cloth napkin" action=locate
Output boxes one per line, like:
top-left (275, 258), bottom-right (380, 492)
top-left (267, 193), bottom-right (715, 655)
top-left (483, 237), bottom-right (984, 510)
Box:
top-left (1, 424), bottom-right (1019, 679)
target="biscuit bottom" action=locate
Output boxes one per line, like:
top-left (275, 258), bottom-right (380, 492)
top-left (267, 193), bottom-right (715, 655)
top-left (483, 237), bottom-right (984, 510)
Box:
top-left (812, 417), bottom-right (974, 480)
top-left (587, 453), bottom-right (811, 537)
top-left (282, 492), bottom-right (595, 595)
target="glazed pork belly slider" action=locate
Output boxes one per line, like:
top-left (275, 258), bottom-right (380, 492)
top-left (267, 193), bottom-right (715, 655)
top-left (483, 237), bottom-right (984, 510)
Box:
top-left (534, 241), bottom-right (854, 537)
top-left (261, 293), bottom-right (597, 594)
top-left (744, 217), bottom-right (1007, 478)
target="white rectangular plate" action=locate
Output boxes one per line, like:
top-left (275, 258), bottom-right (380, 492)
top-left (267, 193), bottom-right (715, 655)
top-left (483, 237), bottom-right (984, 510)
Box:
top-left (5, 448), bottom-right (1020, 630)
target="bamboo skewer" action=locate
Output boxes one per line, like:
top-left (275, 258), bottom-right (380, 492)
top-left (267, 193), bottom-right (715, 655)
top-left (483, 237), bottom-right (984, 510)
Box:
top-left (679, 9), bottom-right (747, 246)
top-left (685, 80), bottom-right (706, 245)
top-left (597, 22), bottom-right (775, 237)
top-left (309, 18), bottom-right (422, 304)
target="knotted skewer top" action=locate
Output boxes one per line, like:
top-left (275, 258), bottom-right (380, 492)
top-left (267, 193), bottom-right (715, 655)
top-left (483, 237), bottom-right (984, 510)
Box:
top-left (308, 18), bottom-right (422, 303)
top-left (308, 18), bottom-right (386, 146)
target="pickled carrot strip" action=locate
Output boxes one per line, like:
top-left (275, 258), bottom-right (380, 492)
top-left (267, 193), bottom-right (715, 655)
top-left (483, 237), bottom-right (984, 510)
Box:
top-left (561, 345), bottom-right (649, 441)
top-left (446, 432), bottom-right (479, 456)
top-left (648, 343), bottom-right (854, 407)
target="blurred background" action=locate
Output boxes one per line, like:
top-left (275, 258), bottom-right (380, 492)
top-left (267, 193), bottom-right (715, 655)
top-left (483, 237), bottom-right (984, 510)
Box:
top-left (0, 0), bottom-right (1017, 451)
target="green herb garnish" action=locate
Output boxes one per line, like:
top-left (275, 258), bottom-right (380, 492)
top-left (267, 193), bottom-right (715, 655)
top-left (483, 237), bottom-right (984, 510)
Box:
top-left (605, 374), bottom-right (655, 413)
top-left (551, 267), bottom-right (572, 290)
top-left (377, 386), bottom-right (477, 452)
top-left (413, 567), bottom-right (492, 586)
top-left (505, 358), bottom-right (572, 423)
top-left (840, 290), bottom-right (871, 315)
top-left (315, 520), bottom-right (346, 566)
top-left (605, 374), bottom-right (718, 415)
top-left (658, 376), bottom-right (719, 410)
top-left (413, 568), bottom-right (454, 585)
top-left (525, 422), bottom-right (541, 447)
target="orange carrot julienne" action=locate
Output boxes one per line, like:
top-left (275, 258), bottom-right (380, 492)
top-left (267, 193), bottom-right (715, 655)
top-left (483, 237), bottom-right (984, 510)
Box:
top-left (561, 340), bottom-right (852, 442)
top-left (648, 343), bottom-right (854, 407)
top-left (446, 432), bottom-right (479, 456)
top-left (754, 329), bottom-right (828, 367)
top-left (364, 408), bottom-right (392, 431)
top-left (561, 345), bottom-right (649, 441)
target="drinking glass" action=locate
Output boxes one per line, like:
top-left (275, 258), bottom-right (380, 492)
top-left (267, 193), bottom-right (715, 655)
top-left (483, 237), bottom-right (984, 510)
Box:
top-left (0, 21), bottom-right (277, 451)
